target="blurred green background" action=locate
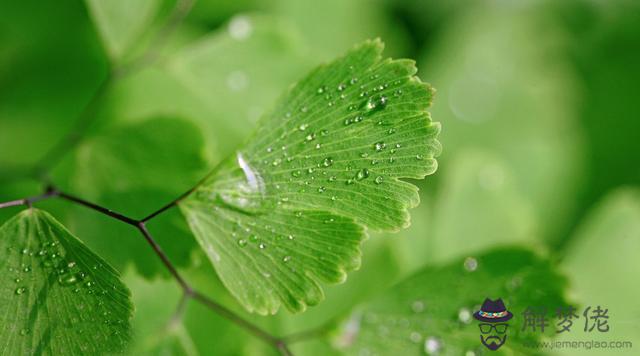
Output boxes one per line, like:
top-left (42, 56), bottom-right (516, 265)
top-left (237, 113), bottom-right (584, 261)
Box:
top-left (1, 0), bottom-right (639, 354)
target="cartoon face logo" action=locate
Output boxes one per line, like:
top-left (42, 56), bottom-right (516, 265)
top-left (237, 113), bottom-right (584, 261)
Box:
top-left (473, 298), bottom-right (513, 351)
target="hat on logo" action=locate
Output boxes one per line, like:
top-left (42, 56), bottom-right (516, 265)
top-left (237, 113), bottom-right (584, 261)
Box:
top-left (473, 298), bottom-right (513, 323)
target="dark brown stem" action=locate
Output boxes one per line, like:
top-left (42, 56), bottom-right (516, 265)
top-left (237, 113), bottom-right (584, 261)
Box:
top-left (0, 187), bottom-right (296, 355)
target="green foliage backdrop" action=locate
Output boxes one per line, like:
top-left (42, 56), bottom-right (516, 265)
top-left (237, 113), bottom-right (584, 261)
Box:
top-left (1, 0), bottom-right (638, 355)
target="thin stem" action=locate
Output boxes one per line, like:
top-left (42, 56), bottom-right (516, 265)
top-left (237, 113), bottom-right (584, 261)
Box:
top-left (0, 187), bottom-right (296, 355)
top-left (141, 186), bottom-right (197, 222)
top-left (57, 192), bottom-right (139, 226)
top-left (137, 222), bottom-right (192, 292)
top-left (191, 291), bottom-right (291, 353)
top-left (0, 189), bottom-right (59, 209)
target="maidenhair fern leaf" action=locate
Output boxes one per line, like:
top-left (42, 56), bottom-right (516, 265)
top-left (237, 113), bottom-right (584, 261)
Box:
top-left (333, 249), bottom-right (567, 355)
top-left (0, 209), bottom-right (132, 354)
top-left (180, 40), bottom-right (441, 314)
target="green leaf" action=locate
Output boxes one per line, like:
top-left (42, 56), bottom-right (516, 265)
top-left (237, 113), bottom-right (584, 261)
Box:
top-left (73, 117), bottom-right (210, 198)
top-left (420, 4), bottom-right (585, 241)
top-left (558, 188), bottom-right (640, 353)
top-left (0, 209), bottom-right (132, 354)
top-left (167, 15), bottom-right (312, 152)
top-left (332, 248), bottom-right (567, 355)
top-left (85, 0), bottom-right (160, 60)
top-left (180, 40), bottom-right (441, 314)
top-left (429, 150), bottom-right (537, 263)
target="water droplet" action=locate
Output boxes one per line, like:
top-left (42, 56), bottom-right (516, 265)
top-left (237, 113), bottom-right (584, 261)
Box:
top-left (228, 15), bottom-right (253, 40)
top-left (283, 256), bottom-right (292, 263)
top-left (21, 248), bottom-right (28, 254)
top-left (346, 179), bottom-right (355, 185)
top-left (320, 129), bottom-right (329, 136)
top-left (331, 196), bottom-right (337, 201)
top-left (60, 274), bottom-right (78, 285)
top-left (424, 336), bottom-right (442, 355)
top-left (259, 243), bottom-right (266, 249)
top-left (317, 86), bottom-right (326, 94)
top-left (318, 186), bottom-right (326, 193)
top-left (387, 128), bottom-right (396, 134)
top-left (416, 154), bottom-right (424, 160)
top-left (298, 123), bottom-right (309, 131)
top-left (410, 331), bottom-right (422, 343)
top-left (226, 70), bottom-right (249, 91)
top-left (356, 168), bottom-right (369, 181)
top-left (458, 307), bottom-right (472, 324)
top-left (238, 239), bottom-right (248, 247)
top-left (412, 300), bottom-right (425, 313)
top-left (15, 287), bottom-right (26, 295)
top-left (23, 266), bottom-right (31, 272)
top-left (360, 152), bottom-right (369, 158)
top-left (292, 170), bottom-right (302, 178)
top-left (350, 77), bottom-right (358, 85)
top-left (288, 235), bottom-right (295, 240)
top-left (20, 328), bottom-right (29, 336)
top-left (465, 350), bottom-right (477, 356)
top-left (374, 176), bottom-right (384, 184)
top-left (249, 234), bottom-right (259, 243)
top-left (328, 176), bottom-right (337, 182)
top-left (67, 261), bottom-right (76, 268)
top-left (14, 278), bottom-right (21, 283)
top-left (305, 133), bottom-right (316, 141)
top-left (464, 257), bottom-right (478, 272)
top-left (337, 83), bottom-right (346, 91)
top-left (374, 142), bottom-right (386, 151)
top-left (295, 211), bottom-right (303, 218)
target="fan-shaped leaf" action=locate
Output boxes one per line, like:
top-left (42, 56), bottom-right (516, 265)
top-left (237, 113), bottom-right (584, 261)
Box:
top-left (180, 40), bottom-right (441, 314)
top-left (0, 209), bottom-right (132, 354)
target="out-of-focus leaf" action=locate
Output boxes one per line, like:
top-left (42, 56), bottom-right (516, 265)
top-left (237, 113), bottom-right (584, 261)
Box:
top-left (420, 3), bottom-right (584, 242)
top-left (73, 117), bottom-right (210, 197)
top-left (266, 0), bottom-right (411, 59)
top-left (559, 188), bottom-right (640, 354)
top-left (69, 117), bottom-right (210, 277)
top-left (332, 248), bottom-right (567, 355)
top-left (180, 40), bottom-right (440, 314)
top-left (167, 15), bottom-right (312, 151)
top-left (429, 150), bottom-right (537, 263)
top-left (0, 209), bottom-right (132, 354)
top-left (85, 0), bottom-right (160, 60)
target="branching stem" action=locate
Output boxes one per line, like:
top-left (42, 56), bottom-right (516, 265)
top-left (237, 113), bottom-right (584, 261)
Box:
top-left (0, 0), bottom-right (323, 354)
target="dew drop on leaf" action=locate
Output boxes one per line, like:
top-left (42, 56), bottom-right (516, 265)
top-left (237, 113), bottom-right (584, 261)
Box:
top-left (356, 168), bottom-right (369, 181)
top-left (464, 257), bottom-right (478, 272)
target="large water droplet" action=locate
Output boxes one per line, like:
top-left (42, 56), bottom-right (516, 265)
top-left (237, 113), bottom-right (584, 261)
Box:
top-left (15, 287), bottom-right (26, 295)
top-left (375, 176), bottom-right (384, 184)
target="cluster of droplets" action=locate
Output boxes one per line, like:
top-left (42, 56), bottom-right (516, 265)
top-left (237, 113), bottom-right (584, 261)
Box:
top-left (10, 239), bottom-right (128, 342)
top-left (232, 221), bottom-right (294, 266)
top-left (253, 73), bottom-right (431, 211)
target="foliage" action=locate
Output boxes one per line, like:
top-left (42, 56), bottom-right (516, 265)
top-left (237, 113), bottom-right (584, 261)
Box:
top-left (0, 0), bottom-right (638, 355)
